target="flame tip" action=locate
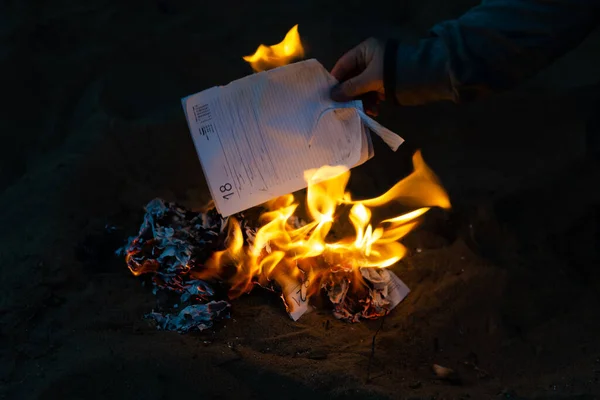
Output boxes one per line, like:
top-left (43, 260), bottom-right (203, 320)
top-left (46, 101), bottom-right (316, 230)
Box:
top-left (243, 24), bottom-right (305, 72)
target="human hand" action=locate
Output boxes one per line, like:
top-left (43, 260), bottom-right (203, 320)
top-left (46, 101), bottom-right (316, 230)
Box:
top-left (330, 38), bottom-right (385, 115)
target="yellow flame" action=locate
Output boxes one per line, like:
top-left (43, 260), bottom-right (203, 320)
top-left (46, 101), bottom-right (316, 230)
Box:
top-left (346, 151), bottom-right (451, 209)
top-left (208, 150), bottom-right (451, 300)
top-left (203, 27), bottom-right (451, 311)
top-left (243, 24), bottom-right (305, 72)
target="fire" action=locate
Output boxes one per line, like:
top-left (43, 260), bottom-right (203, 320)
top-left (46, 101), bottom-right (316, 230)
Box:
top-left (121, 26), bottom-right (452, 326)
top-left (199, 151), bottom-right (450, 314)
top-left (243, 24), bottom-right (305, 72)
top-left (193, 26), bottom-right (451, 316)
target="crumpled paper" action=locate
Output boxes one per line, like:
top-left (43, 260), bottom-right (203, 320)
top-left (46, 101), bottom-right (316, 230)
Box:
top-left (148, 301), bottom-right (230, 333)
top-left (119, 198), bottom-right (410, 331)
top-left (117, 199), bottom-right (255, 332)
top-left (324, 268), bottom-right (411, 322)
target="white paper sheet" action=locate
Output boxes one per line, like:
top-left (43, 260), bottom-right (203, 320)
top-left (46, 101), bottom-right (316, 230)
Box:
top-left (282, 278), bottom-right (311, 321)
top-left (182, 59), bottom-right (404, 216)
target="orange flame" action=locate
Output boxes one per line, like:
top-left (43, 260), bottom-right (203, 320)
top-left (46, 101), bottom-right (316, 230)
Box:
top-left (203, 151), bottom-right (450, 308)
top-left (243, 24), bottom-right (305, 72)
top-left (225, 27), bottom-right (449, 317)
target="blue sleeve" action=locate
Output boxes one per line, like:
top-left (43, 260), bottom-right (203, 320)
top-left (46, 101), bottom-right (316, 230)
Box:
top-left (389, 0), bottom-right (600, 105)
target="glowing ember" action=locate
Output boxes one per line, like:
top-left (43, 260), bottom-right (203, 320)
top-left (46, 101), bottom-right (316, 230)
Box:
top-left (243, 24), bottom-right (305, 72)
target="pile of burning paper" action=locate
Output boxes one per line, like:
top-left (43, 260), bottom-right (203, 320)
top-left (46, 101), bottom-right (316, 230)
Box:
top-left (118, 150), bottom-right (450, 332)
top-left (117, 199), bottom-right (235, 332)
top-left (117, 26), bottom-right (451, 332)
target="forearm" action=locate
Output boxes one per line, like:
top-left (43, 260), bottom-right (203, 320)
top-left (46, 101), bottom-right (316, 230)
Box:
top-left (387, 0), bottom-right (600, 106)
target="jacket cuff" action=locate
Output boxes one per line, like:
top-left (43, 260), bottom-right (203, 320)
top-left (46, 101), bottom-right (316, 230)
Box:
top-left (391, 38), bottom-right (457, 106)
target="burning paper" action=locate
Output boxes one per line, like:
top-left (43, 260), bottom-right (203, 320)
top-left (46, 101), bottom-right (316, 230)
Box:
top-left (282, 278), bottom-right (312, 321)
top-left (117, 199), bottom-right (246, 332)
top-left (199, 151), bottom-right (450, 320)
top-left (325, 268), bottom-right (411, 322)
top-left (119, 26), bottom-right (451, 330)
top-left (120, 151), bottom-right (450, 328)
top-left (283, 267), bottom-right (410, 322)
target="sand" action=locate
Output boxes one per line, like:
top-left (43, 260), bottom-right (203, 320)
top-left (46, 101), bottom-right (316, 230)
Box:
top-left (2, 0), bottom-right (600, 398)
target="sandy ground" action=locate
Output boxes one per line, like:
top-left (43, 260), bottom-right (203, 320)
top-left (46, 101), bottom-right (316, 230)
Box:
top-left (2, 0), bottom-right (600, 399)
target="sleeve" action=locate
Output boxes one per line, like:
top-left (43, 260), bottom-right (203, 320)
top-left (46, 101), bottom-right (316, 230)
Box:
top-left (385, 0), bottom-right (600, 106)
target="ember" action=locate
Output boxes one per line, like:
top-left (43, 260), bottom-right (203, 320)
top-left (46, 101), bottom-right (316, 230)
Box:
top-left (116, 199), bottom-right (243, 332)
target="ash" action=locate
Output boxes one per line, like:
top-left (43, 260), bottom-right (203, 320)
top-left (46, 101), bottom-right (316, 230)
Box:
top-left (117, 199), bottom-right (254, 333)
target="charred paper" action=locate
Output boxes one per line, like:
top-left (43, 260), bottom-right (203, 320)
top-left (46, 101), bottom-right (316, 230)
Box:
top-left (119, 198), bottom-right (411, 331)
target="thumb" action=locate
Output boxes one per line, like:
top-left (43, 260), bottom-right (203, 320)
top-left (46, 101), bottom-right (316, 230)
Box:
top-left (330, 73), bottom-right (372, 102)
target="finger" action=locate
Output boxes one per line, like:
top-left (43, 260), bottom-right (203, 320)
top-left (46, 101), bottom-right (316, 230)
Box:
top-left (330, 73), bottom-right (373, 102)
top-left (331, 44), bottom-right (362, 81)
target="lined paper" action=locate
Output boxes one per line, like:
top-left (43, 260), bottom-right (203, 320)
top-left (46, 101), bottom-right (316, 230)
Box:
top-left (182, 59), bottom-right (403, 216)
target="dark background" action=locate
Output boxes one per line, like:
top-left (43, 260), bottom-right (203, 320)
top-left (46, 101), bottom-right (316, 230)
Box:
top-left (1, 0), bottom-right (600, 398)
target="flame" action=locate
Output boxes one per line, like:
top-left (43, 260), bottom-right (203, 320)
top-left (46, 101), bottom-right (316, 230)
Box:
top-left (243, 24), bottom-right (305, 72)
top-left (216, 27), bottom-right (449, 316)
top-left (206, 150), bottom-right (450, 308)
top-left (123, 27), bottom-right (452, 321)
